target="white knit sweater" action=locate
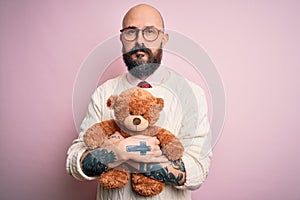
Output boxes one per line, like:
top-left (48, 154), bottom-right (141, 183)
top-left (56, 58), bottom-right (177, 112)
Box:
top-left (66, 66), bottom-right (212, 200)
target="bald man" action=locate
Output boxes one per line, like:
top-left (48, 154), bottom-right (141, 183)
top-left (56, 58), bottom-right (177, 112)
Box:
top-left (67, 4), bottom-right (212, 200)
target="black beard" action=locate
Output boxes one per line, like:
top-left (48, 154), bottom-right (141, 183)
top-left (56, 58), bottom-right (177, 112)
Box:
top-left (122, 44), bottom-right (163, 79)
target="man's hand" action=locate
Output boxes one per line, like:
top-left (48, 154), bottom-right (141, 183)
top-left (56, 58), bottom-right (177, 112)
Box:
top-left (115, 135), bottom-right (186, 186)
top-left (117, 135), bottom-right (168, 163)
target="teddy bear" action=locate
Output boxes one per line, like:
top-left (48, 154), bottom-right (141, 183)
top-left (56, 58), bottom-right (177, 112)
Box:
top-left (83, 87), bottom-right (184, 196)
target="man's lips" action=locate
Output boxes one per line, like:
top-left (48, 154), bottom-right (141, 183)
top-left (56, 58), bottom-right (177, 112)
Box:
top-left (130, 49), bottom-right (146, 55)
top-left (131, 50), bottom-right (148, 60)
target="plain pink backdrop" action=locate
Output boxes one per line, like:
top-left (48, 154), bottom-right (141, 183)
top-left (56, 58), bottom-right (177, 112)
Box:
top-left (1, 1), bottom-right (299, 200)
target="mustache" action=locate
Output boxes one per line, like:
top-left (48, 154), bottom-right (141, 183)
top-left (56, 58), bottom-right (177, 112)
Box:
top-left (127, 44), bottom-right (152, 56)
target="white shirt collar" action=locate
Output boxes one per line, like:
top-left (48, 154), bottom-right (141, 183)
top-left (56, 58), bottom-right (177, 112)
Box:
top-left (126, 65), bottom-right (170, 86)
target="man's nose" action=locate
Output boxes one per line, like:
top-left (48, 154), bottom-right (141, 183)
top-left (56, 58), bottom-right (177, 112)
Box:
top-left (136, 30), bottom-right (145, 45)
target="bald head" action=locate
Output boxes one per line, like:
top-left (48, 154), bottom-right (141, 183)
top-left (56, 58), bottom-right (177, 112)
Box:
top-left (122, 4), bottom-right (165, 30)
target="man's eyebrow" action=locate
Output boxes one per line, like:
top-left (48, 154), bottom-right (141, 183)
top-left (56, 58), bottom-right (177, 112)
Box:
top-left (124, 26), bottom-right (156, 29)
top-left (125, 26), bottom-right (137, 29)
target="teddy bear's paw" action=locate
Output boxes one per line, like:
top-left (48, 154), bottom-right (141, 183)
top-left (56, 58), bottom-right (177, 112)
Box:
top-left (162, 140), bottom-right (184, 161)
top-left (83, 124), bottom-right (106, 149)
top-left (131, 173), bottom-right (164, 196)
top-left (99, 168), bottom-right (130, 189)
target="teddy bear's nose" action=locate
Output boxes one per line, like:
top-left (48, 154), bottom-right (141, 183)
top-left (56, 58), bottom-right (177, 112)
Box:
top-left (133, 118), bottom-right (141, 125)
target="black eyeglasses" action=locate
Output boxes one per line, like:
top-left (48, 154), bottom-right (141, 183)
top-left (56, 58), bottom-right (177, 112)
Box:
top-left (120, 26), bottom-right (164, 42)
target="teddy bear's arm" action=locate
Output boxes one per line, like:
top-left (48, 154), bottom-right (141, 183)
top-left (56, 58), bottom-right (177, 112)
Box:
top-left (83, 119), bottom-right (121, 149)
top-left (156, 128), bottom-right (184, 161)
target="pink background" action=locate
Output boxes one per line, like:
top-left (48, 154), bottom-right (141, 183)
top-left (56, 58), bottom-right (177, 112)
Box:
top-left (1, 1), bottom-right (299, 199)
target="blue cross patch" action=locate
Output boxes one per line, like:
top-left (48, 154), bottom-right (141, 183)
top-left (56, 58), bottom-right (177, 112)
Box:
top-left (126, 141), bottom-right (151, 155)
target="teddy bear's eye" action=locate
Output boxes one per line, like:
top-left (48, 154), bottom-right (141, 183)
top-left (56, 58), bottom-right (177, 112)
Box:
top-left (129, 111), bottom-right (133, 115)
top-left (141, 114), bottom-right (144, 116)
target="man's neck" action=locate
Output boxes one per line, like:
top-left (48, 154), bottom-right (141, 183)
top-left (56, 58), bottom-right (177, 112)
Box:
top-left (138, 76), bottom-right (148, 81)
top-left (126, 65), bottom-right (170, 86)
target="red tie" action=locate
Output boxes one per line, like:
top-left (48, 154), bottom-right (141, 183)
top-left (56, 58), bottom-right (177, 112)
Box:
top-left (137, 81), bottom-right (152, 88)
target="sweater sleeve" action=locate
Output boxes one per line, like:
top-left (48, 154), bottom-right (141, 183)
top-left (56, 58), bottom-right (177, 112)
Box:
top-left (66, 139), bottom-right (97, 181)
top-left (66, 86), bottom-right (105, 181)
top-left (175, 82), bottom-right (213, 190)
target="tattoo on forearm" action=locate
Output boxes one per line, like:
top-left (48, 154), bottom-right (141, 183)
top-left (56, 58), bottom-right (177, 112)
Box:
top-left (143, 159), bottom-right (186, 186)
top-left (81, 149), bottom-right (116, 176)
top-left (125, 141), bottom-right (185, 185)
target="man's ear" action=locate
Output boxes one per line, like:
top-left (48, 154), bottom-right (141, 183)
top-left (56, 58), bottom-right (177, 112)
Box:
top-left (156, 98), bottom-right (164, 111)
top-left (106, 95), bottom-right (118, 109)
top-left (161, 33), bottom-right (169, 48)
top-left (119, 34), bottom-right (123, 43)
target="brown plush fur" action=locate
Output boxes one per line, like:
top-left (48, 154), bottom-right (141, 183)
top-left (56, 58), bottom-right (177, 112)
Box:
top-left (83, 87), bottom-right (184, 196)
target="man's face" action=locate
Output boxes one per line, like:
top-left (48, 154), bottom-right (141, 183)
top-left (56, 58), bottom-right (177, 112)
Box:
top-left (120, 6), bottom-right (168, 79)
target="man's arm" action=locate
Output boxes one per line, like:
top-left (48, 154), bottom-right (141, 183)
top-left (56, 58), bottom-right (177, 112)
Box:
top-left (66, 86), bottom-right (106, 181)
top-left (79, 135), bottom-right (168, 177)
top-left (138, 159), bottom-right (186, 186)
top-left (80, 144), bottom-right (123, 177)
top-left (173, 82), bottom-right (212, 190)
top-left (79, 132), bottom-right (186, 186)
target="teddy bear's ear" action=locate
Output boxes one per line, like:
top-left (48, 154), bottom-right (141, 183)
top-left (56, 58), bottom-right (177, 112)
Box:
top-left (156, 98), bottom-right (164, 111)
top-left (106, 95), bottom-right (118, 109)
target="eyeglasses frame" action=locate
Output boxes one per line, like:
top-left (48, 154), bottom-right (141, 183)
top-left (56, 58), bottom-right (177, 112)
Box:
top-left (120, 26), bottom-right (165, 42)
